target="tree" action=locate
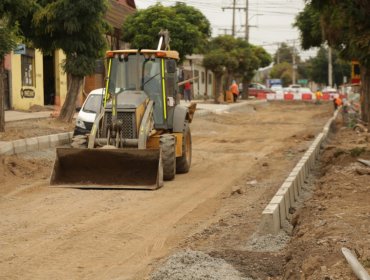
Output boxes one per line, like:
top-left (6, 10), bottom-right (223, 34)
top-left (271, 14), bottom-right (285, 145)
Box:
top-left (203, 35), bottom-right (271, 101)
top-left (295, 1), bottom-right (370, 123)
top-left (273, 43), bottom-right (301, 64)
top-left (122, 3), bottom-right (211, 61)
top-left (305, 46), bottom-right (351, 87)
top-left (19, 0), bottom-right (108, 122)
top-left (0, 0), bottom-right (32, 132)
top-left (270, 62), bottom-right (293, 86)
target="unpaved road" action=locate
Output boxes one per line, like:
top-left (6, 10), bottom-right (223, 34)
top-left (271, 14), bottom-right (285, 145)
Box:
top-left (0, 102), bottom-right (333, 280)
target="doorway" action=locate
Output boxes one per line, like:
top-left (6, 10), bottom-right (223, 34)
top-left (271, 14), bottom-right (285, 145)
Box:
top-left (43, 55), bottom-right (55, 105)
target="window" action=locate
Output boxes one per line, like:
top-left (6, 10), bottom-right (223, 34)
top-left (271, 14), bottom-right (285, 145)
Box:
top-left (21, 49), bottom-right (35, 86)
top-left (194, 70), bottom-right (199, 83)
top-left (208, 73), bottom-right (212, 84)
top-left (201, 71), bottom-right (205, 84)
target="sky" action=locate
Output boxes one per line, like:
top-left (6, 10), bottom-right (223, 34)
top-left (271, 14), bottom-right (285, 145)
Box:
top-left (134, 0), bottom-right (317, 61)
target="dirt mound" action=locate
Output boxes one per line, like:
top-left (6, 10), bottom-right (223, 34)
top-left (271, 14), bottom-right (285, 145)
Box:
top-left (282, 127), bottom-right (370, 279)
top-left (150, 250), bottom-right (253, 280)
top-left (0, 154), bottom-right (52, 196)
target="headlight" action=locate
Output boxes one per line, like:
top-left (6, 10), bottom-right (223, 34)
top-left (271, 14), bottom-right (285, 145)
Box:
top-left (75, 118), bottom-right (86, 129)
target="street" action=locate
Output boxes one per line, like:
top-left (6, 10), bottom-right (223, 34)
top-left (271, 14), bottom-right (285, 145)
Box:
top-left (0, 102), bottom-right (335, 279)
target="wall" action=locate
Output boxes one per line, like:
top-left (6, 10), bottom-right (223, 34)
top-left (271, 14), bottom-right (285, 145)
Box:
top-left (54, 51), bottom-right (67, 107)
top-left (10, 49), bottom-right (44, 110)
top-left (10, 49), bottom-right (67, 110)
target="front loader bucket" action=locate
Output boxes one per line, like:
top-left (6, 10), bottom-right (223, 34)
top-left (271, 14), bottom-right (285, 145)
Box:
top-left (50, 148), bottom-right (163, 189)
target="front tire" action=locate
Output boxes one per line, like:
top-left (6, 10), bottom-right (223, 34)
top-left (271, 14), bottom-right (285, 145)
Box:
top-left (160, 134), bottom-right (176, 180)
top-left (176, 122), bottom-right (192, 174)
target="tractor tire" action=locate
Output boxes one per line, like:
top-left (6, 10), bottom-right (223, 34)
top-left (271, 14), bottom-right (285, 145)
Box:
top-left (176, 122), bottom-right (192, 174)
top-left (160, 134), bottom-right (176, 181)
top-left (71, 134), bottom-right (88, 148)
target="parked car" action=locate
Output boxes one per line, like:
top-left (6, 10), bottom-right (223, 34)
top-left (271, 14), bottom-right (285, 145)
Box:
top-left (74, 88), bottom-right (104, 136)
top-left (248, 83), bottom-right (274, 97)
top-left (271, 84), bottom-right (283, 94)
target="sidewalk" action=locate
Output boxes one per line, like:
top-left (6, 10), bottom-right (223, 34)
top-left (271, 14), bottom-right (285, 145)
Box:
top-left (5, 110), bottom-right (52, 122)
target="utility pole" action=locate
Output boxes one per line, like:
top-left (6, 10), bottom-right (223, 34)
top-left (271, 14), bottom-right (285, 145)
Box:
top-left (245, 0), bottom-right (249, 42)
top-left (292, 40), bottom-right (297, 84)
top-left (328, 46), bottom-right (333, 87)
top-left (222, 0), bottom-right (245, 38)
top-left (231, 0), bottom-right (236, 36)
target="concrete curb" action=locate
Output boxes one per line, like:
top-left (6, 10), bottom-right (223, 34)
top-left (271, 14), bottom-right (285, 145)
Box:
top-left (259, 108), bottom-right (342, 234)
top-left (0, 132), bottom-right (73, 156)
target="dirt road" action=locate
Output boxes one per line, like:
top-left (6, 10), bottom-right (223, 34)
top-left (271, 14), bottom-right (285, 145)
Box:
top-left (0, 102), bottom-right (333, 280)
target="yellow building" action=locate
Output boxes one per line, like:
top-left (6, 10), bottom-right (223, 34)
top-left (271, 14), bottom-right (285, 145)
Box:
top-left (6, 48), bottom-right (67, 110)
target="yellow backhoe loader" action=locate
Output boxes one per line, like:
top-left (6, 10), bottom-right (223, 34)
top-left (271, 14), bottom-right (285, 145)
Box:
top-left (50, 30), bottom-right (195, 189)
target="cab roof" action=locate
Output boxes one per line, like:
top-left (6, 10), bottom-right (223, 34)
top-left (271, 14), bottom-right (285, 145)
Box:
top-left (106, 49), bottom-right (179, 60)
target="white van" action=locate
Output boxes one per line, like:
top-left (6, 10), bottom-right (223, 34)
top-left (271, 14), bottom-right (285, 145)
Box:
top-left (73, 88), bottom-right (105, 136)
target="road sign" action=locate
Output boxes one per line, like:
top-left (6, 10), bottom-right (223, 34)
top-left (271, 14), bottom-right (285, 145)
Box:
top-left (298, 79), bottom-right (308, 85)
top-left (14, 44), bottom-right (26, 55)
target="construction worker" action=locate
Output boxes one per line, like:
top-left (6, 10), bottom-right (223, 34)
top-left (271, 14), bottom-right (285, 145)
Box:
top-left (230, 80), bottom-right (239, 102)
top-left (315, 89), bottom-right (323, 104)
top-left (333, 94), bottom-right (342, 110)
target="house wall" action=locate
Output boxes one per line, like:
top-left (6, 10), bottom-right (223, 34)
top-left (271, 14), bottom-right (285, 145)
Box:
top-left (182, 59), bottom-right (214, 99)
top-left (10, 49), bottom-right (67, 110)
top-left (54, 51), bottom-right (67, 106)
top-left (10, 49), bottom-right (44, 110)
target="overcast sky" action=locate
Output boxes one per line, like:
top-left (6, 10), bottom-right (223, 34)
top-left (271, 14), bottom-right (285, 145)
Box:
top-left (134, 0), bottom-right (317, 61)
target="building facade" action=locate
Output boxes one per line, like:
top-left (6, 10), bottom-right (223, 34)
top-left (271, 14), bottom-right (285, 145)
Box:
top-left (182, 54), bottom-right (214, 100)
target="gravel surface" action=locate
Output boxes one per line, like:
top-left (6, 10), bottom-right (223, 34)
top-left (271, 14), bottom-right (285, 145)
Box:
top-left (150, 249), bottom-right (253, 280)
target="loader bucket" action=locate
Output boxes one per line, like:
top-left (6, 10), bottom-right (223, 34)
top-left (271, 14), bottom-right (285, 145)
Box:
top-left (50, 148), bottom-right (163, 189)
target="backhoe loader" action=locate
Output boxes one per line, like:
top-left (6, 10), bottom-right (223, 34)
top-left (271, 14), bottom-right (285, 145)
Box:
top-left (50, 31), bottom-right (195, 189)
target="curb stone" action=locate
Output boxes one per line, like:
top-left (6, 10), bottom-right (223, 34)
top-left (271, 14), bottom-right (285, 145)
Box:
top-left (0, 132), bottom-right (73, 156)
top-left (259, 107), bottom-right (342, 234)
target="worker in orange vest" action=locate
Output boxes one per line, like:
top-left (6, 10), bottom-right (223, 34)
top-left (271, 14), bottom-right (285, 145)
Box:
top-left (333, 94), bottom-right (342, 110)
top-left (230, 80), bottom-right (239, 102)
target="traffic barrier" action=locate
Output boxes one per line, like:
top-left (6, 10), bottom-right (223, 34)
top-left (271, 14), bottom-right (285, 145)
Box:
top-left (302, 93), bottom-right (312, 100)
top-left (275, 92), bottom-right (284, 100)
top-left (257, 93), bottom-right (266, 99)
top-left (322, 93), bottom-right (330, 100)
top-left (266, 93), bottom-right (275, 100)
top-left (284, 93), bottom-right (294, 100)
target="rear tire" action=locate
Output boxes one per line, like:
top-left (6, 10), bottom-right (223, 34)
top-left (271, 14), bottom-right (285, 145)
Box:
top-left (160, 134), bottom-right (176, 181)
top-left (176, 122), bottom-right (192, 174)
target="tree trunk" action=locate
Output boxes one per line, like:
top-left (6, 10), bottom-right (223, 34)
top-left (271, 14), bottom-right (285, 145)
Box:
top-left (241, 80), bottom-right (249, 100)
top-left (214, 73), bottom-right (223, 104)
top-left (360, 66), bottom-right (370, 127)
top-left (57, 74), bottom-right (83, 123)
top-left (0, 60), bottom-right (5, 132)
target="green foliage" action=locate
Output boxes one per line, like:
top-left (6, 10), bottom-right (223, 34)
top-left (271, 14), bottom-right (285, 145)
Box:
top-left (20, 0), bottom-right (108, 77)
top-left (270, 62), bottom-right (292, 86)
top-left (304, 46), bottom-right (351, 86)
top-left (203, 35), bottom-right (271, 82)
top-left (295, 1), bottom-right (370, 67)
top-left (0, 0), bottom-right (32, 58)
top-left (273, 43), bottom-right (301, 64)
top-left (122, 3), bottom-right (211, 61)
top-left (294, 5), bottom-right (322, 50)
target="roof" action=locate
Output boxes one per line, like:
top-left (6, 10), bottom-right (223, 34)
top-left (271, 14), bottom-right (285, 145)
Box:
top-left (105, 0), bottom-right (136, 30)
top-left (106, 49), bottom-right (180, 60)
